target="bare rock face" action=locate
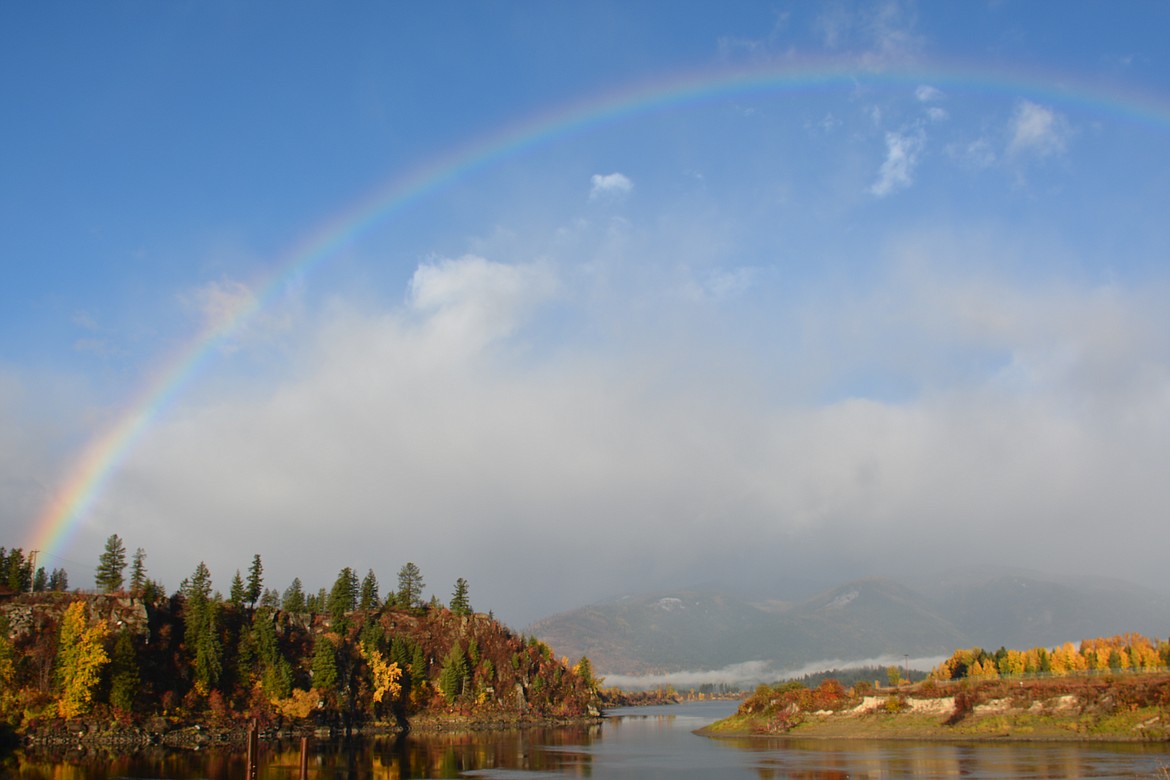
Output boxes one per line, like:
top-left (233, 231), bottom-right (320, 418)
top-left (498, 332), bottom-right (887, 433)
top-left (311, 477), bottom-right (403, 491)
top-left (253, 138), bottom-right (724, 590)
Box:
top-left (1, 593), bottom-right (152, 641)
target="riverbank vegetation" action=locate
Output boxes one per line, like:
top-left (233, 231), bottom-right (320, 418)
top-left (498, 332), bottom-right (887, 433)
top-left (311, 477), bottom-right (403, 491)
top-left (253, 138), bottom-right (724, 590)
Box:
top-left (0, 541), bottom-right (600, 744)
top-left (705, 634), bottom-right (1170, 741)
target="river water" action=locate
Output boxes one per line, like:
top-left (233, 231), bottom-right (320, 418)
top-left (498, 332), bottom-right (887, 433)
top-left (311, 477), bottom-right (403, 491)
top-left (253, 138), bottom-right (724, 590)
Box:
top-left (7, 700), bottom-right (1170, 779)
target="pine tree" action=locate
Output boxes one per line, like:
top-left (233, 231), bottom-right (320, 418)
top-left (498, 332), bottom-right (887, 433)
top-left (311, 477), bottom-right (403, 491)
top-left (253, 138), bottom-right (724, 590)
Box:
top-left (312, 636), bottom-right (339, 691)
top-left (450, 577), bottom-right (472, 616)
top-left (129, 548), bottom-right (147, 595)
top-left (246, 554), bottom-right (264, 609)
top-left (49, 567), bottom-right (69, 591)
top-left (95, 534), bottom-right (127, 593)
top-left (32, 567), bottom-right (47, 593)
top-left (359, 569), bottom-right (381, 611)
top-left (108, 629), bottom-right (139, 712)
top-left (329, 567), bottom-right (359, 628)
top-left (250, 607), bottom-right (292, 698)
top-left (229, 570), bottom-right (246, 611)
top-left (396, 562), bottom-right (425, 609)
top-left (438, 643), bottom-right (468, 700)
top-left (3, 548), bottom-right (26, 591)
top-left (282, 578), bottom-right (306, 613)
top-left (183, 562), bottom-right (222, 694)
top-left (261, 587), bottom-right (281, 608)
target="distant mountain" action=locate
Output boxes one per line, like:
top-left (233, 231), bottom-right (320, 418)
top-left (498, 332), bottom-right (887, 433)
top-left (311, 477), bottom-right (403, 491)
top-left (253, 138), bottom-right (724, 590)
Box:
top-left (528, 573), bottom-right (1170, 680)
top-left (929, 572), bottom-right (1170, 650)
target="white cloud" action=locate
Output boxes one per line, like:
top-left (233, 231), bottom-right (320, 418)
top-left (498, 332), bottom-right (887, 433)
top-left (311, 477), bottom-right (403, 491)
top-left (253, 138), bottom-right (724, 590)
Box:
top-left (816, 1), bottom-right (923, 66)
top-left (1007, 100), bottom-right (1071, 158)
top-left (870, 126), bottom-right (925, 197)
top-left (186, 278), bottom-right (258, 333)
top-left (915, 84), bottom-right (943, 102)
top-left (407, 255), bottom-right (560, 355)
top-left (947, 138), bottom-right (997, 170)
top-left (589, 172), bottom-right (634, 201)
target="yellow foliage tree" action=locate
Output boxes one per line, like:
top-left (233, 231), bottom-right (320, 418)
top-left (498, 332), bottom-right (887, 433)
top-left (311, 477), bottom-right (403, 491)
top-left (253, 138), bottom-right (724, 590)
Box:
top-left (998, 649), bottom-right (1026, 676)
top-left (55, 601), bottom-right (109, 719)
top-left (361, 645), bottom-right (402, 705)
top-left (272, 687), bottom-right (319, 719)
top-left (0, 617), bottom-right (16, 717)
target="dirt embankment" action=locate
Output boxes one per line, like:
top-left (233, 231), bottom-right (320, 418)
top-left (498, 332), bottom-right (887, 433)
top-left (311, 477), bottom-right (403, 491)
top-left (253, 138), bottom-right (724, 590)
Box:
top-left (702, 675), bottom-right (1170, 742)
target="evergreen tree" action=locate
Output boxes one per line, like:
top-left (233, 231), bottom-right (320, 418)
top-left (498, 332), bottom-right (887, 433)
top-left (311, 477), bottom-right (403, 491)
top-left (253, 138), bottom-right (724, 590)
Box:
top-left (251, 607), bottom-right (292, 698)
top-left (282, 578), bottom-right (306, 613)
top-left (142, 577), bottom-right (163, 603)
top-left (0, 548), bottom-right (27, 592)
top-left (450, 577), bottom-right (472, 616)
top-left (396, 562), bottom-right (425, 609)
top-left (129, 548), bottom-right (147, 595)
top-left (411, 643), bottom-right (428, 692)
top-left (246, 554), bottom-right (264, 609)
top-left (312, 636), bottom-right (339, 691)
top-left (49, 567), bottom-right (69, 591)
top-left (32, 567), bottom-right (47, 593)
top-left (359, 569), bottom-right (381, 611)
top-left (438, 643), bottom-right (468, 700)
top-left (229, 570), bottom-right (246, 611)
top-left (193, 598), bottom-right (223, 694)
top-left (261, 587), bottom-right (281, 608)
top-left (183, 562), bottom-right (222, 694)
top-left (95, 534), bottom-right (127, 593)
top-left (107, 629), bottom-right (139, 712)
top-left (5, 548), bottom-right (29, 592)
top-left (329, 567), bottom-right (359, 627)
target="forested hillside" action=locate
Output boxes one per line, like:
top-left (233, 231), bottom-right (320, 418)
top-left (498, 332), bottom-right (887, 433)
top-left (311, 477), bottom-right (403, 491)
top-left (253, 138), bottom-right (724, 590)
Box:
top-left (0, 539), bottom-right (599, 739)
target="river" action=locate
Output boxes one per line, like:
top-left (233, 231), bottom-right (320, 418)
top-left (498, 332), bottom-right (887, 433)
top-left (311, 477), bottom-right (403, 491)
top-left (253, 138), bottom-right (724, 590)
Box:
top-left (7, 700), bottom-right (1170, 778)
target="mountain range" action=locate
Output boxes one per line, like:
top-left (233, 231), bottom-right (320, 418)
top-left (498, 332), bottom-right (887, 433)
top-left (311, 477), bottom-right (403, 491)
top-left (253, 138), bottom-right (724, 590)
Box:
top-left (526, 569), bottom-right (1170, 684)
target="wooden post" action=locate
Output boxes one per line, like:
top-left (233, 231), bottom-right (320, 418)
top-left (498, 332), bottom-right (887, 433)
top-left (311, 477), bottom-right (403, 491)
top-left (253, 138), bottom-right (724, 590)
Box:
top-left (246, 719), bottom-right (259, 779)
top-left (299, 735), bottom-right (309, 779)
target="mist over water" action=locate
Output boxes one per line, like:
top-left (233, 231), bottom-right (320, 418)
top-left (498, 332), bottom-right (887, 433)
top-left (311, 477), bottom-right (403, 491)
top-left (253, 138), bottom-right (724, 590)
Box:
top-left (602, 653), bottom-right (949, 690)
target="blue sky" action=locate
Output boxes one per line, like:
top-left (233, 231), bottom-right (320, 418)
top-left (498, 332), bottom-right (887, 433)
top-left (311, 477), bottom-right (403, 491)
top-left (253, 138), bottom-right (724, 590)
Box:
top-left (3, 2), bottom-right (1169, 627)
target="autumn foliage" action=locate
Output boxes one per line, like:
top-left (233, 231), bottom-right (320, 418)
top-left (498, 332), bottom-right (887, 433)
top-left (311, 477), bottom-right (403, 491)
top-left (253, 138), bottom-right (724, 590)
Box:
top-left (0, 580), bottom-right (600, 733)
top-left (930, 633), bottom-right (1170, 681)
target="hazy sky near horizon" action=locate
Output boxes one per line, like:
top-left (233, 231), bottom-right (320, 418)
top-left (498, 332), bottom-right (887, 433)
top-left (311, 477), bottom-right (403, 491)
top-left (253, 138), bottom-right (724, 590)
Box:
top-left (3, 2), bottom-right (1169, 627)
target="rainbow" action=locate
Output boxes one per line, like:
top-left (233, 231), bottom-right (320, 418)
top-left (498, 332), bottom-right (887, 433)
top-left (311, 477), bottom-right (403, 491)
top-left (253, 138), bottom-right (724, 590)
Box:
top-left (24, 56), bottom-right (1170, 566)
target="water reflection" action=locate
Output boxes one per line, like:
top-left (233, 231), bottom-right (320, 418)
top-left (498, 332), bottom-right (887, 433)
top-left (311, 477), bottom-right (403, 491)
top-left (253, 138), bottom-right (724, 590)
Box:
top-left (11, 724), bottom-right (606, 779)
top-left (7, 702), bottom-right (1170, 779)
top-left (718, 736), bottom-right (1170, 780)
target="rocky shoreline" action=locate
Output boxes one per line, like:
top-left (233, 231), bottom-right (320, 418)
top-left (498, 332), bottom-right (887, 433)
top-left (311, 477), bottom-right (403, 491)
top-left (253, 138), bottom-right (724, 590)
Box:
top-left (18, 710), bottom-right (604, 752)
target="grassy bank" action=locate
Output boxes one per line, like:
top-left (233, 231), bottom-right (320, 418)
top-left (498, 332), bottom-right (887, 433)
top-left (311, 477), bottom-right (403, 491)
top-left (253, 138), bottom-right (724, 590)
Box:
top-left (701, 675), bottom-right (1170, 742)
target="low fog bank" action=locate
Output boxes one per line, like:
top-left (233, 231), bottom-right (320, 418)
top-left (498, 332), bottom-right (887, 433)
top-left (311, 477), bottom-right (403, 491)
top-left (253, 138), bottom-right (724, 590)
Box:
top-left (602, 654), bottom-right (948, 691)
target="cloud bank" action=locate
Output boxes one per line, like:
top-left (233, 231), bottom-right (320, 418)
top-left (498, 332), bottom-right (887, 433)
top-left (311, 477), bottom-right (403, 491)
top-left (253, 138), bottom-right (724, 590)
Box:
top-left (11, 221), bottom-right (1154, 628)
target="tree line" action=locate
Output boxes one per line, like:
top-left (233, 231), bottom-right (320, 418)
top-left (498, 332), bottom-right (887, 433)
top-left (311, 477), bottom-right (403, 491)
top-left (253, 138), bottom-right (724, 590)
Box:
top-left (0, 535), bottom-right (599, 733)
top-left (0, 547), bottom-right (68, 594)
top-left (930, 633), bottom-right (1170, 680)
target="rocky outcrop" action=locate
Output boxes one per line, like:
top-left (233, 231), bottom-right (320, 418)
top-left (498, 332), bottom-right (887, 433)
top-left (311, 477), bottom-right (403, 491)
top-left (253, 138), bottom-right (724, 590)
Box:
top-left (1, 592), bottom-right (151, 641)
